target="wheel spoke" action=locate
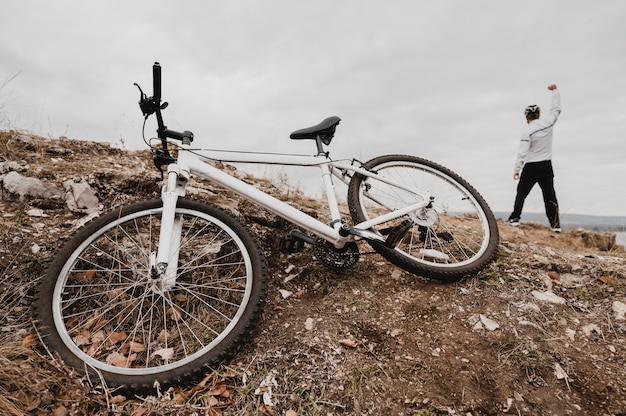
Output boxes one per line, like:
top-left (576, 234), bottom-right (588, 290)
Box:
top-left (348, 155), bottom-right (498, 281)
top-left (41, 200), bottom-right (267, 386)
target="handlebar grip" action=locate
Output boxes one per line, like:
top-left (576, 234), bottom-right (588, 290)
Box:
top-left (153, 62), bottom-right (162, 100)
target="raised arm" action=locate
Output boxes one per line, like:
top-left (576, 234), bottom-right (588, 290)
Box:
top-left (545, 84), bottom-right (561, 123)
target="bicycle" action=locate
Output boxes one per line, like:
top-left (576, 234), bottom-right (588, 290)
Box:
top-left (38, 63), bottom-right (499, 390)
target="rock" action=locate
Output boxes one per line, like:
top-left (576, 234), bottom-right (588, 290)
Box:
top-left (516, 302), bottom-right (541, 313)
top-left (63, 179), bottom-right (100, 214)
top-left (613, 301), bottom-right (626, 320)
top-left (503, 397), bottom-right (514, 413)
top-left (47, 146), bottom-right (73, 156)
top-left (574, 230), bottom-right (617, 252)
top-left (480, 314), bottom-right (500, 331)
top-left (468, 314), bottom-right (500, 331)
top-left (582, 323), bottom-right (602, 337)
top-left (1, 171), bottom-right (64, 208)
top-left (531, 290), bottom-right (566, 305)
top-left (278, 289), bottom-right (293, 299)
top-left (555, 273), bottom-right (590, 288)
top-left (0, 161), bottom-right (27, 174)
top-left (26, 208), bottom-right (48, 217)
top-left (554, 362), bottom-right (569, 381)
top-left (15, 134), bottom-right (37, 150)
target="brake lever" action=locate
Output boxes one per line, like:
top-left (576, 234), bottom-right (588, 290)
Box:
top-left (134, 83), bottom-right (169, 117)
top-left (133, 82), bottom-right (146, 100)
top-left (134, 83), bottom-right (153, 117)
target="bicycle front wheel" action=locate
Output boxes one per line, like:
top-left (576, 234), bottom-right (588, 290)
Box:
top-left (38, 198), bottom-right (268, 390)
top-left (348, 155), bottom-right (498, 282)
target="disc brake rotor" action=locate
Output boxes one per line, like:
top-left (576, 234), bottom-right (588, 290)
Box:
top-left (411, 208), bottom-right (438, 227)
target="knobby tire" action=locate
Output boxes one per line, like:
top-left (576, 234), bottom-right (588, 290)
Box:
top-left (38, 198), bottom-right (268, 390)
top-left (347, 154), bottom-right (498, 282)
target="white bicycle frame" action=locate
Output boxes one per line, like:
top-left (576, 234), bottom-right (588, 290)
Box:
top-left (153, 141), bottom-right (432, 286)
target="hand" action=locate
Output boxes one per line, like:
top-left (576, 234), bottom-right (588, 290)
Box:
top-left (513, 172), bottom-right (519, 180)
top-left (547, 84), bottom-right (557, 90)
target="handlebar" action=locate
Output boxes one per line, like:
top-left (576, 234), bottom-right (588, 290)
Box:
top-left (153, 62), bottom-right (162, 101)
top-left (134, 62), bottom-right (193, 144)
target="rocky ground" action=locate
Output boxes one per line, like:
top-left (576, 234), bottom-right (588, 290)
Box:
top-left (1, 131), bottom-right (626, 416)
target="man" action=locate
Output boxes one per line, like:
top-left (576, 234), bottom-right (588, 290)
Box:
top-left (507, 84), bottom-right (562, 232)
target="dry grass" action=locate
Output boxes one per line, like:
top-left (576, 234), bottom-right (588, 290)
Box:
top-left (0, 340), bottom-right (68, 415)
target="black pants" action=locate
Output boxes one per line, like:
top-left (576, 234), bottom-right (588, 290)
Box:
top-left (510, 160), bottom-right (560, 228)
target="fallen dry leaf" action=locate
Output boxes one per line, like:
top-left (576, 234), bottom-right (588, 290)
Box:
top-left (85, 342), bottom-right (100, 357)
top-left (599, 275), bottom-right (617, 286)
top-left (106, 352), bottom-right (137, 367)
top-left (167, 306), bottom-right (182, 322)
top-left (339, 339), bottom-right (358, 348)
top-left (73, 333), bottom-right (91, 347)
top-left (83, 312), bottom-right (103, 330)
top-left (21, 333), bottom-right (37, 347)
top-left (124, 341), bottom-right (146, 353)
top-left (108, 330), bottom-right (128, 344)
top-left (259, 404), bottom-right (276, 415)
top-left (547, 271), bottom-right (560, 280)
top-left (208, 384), bottom-right (228, 397)
top-left (110, 395), bottom-right (127, 404)
top-left (92, 330), bottom-right (106, 344)
top-left (75, 270), bottom-right (94, 280)
top-left (94, 317), bottom-right (108, 330)
top-left (152, 347), bottom-right (175, 360)
top-left (53, 405), bottom-right (68, 416)
top-left (158, 329), bottom-right (169, 342)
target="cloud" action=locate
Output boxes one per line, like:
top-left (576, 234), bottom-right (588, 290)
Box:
top-left (1, 0), bottom-right (625, 215)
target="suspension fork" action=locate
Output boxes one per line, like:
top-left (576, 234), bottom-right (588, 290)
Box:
top-left (151, 163), bottom-right (189, 290)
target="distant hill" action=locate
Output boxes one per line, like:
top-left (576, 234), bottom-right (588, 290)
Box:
top-left (494, 212), bottom-right (626, 232)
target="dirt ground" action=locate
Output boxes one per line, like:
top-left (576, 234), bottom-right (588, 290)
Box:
top-left (1, 131), bottom-right (626, 416)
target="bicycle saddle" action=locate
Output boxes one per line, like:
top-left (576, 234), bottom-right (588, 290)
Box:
top-left (290, 116), bottom-right (341, 144)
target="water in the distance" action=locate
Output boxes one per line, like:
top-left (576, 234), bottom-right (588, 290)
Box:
top-left (616, 232), bottom-right (626, 248)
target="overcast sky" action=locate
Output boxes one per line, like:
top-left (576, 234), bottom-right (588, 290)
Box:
top-left (1, 1), bottom-right (625, 217)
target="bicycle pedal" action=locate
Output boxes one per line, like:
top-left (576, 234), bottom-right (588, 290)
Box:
top-left (279, 230), bottom-right (314, 253)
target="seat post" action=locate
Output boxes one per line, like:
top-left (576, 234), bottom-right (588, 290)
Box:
top-left (315, 135), bottom-right (326, 156)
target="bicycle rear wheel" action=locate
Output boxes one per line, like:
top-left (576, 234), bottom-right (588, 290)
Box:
top-left (38, 198), bottom-right (268, 390)
top-left (348, 154), bottom-right (498, 282)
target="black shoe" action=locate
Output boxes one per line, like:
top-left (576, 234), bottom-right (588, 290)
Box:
top-left (506, 217), bottom-right (520, 226)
